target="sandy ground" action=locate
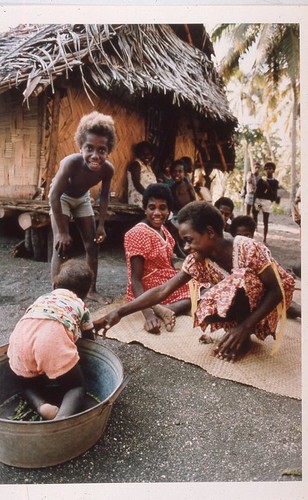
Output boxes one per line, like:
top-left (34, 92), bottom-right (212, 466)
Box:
top-left (0, 211), bottom-right (302, 488)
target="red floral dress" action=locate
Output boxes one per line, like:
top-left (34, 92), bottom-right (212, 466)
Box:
top-left (124, 222), bottom-right (190, 304)
top-left (182, 236), bottom-right (294, 340)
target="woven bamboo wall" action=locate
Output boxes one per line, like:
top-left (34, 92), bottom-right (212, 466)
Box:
top-left (55, 88), bottom-right (145, 201)
top-left (0, 92), bottom-right (41, 198)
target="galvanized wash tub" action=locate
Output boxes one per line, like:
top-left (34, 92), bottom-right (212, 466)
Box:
top-left (0, 338), bottom-right (127, 468)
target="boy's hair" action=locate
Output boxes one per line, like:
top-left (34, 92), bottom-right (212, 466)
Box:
top-left (180, 156), bottom-right (193, 173)
top-left (264, 161), bottom-right (276, 172)
top-left (214, 196), bottom-right (234, 212)
top-left (75, 111), bottom-right (116, 152)
top-left (178, 201), bottom-right (224, 237)
top-left (171, 159), bottom-right (187, 174)
top-left (229, 215), bottom-right (256, 237)
top-left (53, 259), bottom-right (93, 299)
top-left (133, 141), bottom-right (157, 158)
top-left (142, 183), bottom-right (173, 211)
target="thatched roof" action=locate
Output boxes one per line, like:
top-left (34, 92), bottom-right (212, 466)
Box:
top-left (0, 23), bottom-right (236, 125)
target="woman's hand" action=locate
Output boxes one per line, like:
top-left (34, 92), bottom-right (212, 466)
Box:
top-left (144, 313), bottom-right (161, 334)
top-left (213, 323), bottom-right (251, 362)
top-left (94, 310), bottom-right (122, 338)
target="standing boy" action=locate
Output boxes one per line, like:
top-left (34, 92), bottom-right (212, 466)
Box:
top-left (49, 111), bottom-right (116, 302)
top-left (244, 161), bottom-right (261, 215)
top-left (170, 159), bottom-right (196, 215)
top-left (253, 161), bottom-right (279, 244)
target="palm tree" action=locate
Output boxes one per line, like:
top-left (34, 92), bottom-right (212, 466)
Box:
top-left (212, 23), bottom-right (300, 202)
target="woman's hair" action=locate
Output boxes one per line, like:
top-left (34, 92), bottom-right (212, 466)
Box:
top-left (53, 259), bottom-right (93, 299)
top-left (74, 111), bottom-right (117, 152)
top-left (214, 196), bottom-right (234, 212)
top-left (229, 215), bottom-right (256, 237)
top-left (178, 201), bottom-right (224, 236)
top-left (142, 183), bottom-right (173, 210)
top-left (133, 141), bottom-right (157, 158)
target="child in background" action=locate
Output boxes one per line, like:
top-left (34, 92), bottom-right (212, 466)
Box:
top-left (49, 111), bottom-right (116, 303)
top-left (171, 159), bottom-right (196, 215)
top-left (230, 214), bottom-right (301, 319)
top-left (253, 161), bottom-right (279, 244)
top-left (99, 201), bottom-right (295, 362)
top-left (180, 156), bottom-right (194, 183)
top-left (127, 141), bottom-right (157, 208)
top-left (157, 156), bottom-right (174, 187)
top-left (214, 196), bottom-right (234, 234)
top-left (230, 215), bottom-right (256, 239)
top-left (7, 260), bottom-right (105, 420)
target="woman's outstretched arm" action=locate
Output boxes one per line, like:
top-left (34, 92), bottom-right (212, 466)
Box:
top-left (94, 269), bottom-right (191, 336)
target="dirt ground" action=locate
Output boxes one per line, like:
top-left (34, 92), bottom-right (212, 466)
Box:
top-left (0, 211), bottom-right (301, 343)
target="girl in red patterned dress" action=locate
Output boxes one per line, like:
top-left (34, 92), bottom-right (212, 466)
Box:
top-left (124, 183), bottom-right (191, 334)
top-left (100, 201), bottom-right (294, 361)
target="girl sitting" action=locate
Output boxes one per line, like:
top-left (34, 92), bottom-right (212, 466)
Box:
top-left (124, 183), bottom-right (191, 334)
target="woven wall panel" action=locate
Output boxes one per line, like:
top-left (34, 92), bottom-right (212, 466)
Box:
top-left (0, 93), bottom-right (40, 198)
top-left (55, 88), bottom-right (145, 201)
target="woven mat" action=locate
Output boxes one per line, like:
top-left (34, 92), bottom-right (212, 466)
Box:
top-left (93, 285), bottom-right (301, 400)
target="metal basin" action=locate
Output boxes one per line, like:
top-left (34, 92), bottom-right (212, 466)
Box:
top-left (0, 339), bottom-right (127, 468)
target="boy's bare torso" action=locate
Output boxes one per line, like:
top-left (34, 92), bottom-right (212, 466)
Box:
top-left (173, 181), bottom-right (194, 209)
top-left (57, 153), bottom-right (114, 198)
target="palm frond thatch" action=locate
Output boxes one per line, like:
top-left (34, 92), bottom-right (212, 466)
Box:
top-left (0, 23), bottom-right (236, 124)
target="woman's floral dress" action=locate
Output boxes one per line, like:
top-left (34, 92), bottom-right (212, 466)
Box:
top-left (182, 236), bottom-right (294, 340)
top-left (124, 222), bottom-right (190, 304)
top-left (127, 159), bottom-right (157, 208)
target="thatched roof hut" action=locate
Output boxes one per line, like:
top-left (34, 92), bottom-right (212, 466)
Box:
top-left (0, 23), bottom-right (237, 201)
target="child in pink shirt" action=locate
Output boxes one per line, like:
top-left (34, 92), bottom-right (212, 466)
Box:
top-left (8, 259), bottom-right (104, 420)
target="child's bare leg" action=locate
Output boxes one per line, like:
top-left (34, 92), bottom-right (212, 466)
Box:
top-left (263, 212), bottom-right (269, 244)
top-left (152, 305), bottom-right (176, 332)
top-left (54, 364), bottom-right (86, 419)
top-left (167, 298), bottom-right (191, 316)
top-left (50, 214), bottom-right (70, 281)
top-left (75, 216), bottom-right (109, 304)
top-left (55, 386), bottom-right (85, 419)
top-left (23, 388), bottom-right (59, 420)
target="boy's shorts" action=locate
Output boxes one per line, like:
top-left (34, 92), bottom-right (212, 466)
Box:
top-left (50, 191), bottom-right (94, 218)
top-left (7, 318), bottom-right (79, 379)
top-left (245, 193), bottom-right (254, 205)
top-left (254, 198), bottom-right (272, 214)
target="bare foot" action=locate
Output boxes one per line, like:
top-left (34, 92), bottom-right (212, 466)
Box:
top-left (199, 333), bottom-right (215, 344)
top-left (152, 305), bottom-right (176, 332)
top-left (287, 301), bottom-right (301, 319)
top-left (38, 403), bottom-right (59, 420)
top-left (87, 291), bottom-right (111, 304)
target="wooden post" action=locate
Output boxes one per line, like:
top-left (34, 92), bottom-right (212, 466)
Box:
top-left (45, 89), bottom-right (62, 195)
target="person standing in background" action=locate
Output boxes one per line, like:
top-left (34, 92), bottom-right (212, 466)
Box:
top-left (253, 162), bottom-right (279, 245)
top-left (243, 161), bottom-right (261, 216)
top-left (127, 141), bottom-right (157, 208)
